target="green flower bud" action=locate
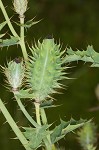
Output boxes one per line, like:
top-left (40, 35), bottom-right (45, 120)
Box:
top-left (77, 122), bottom-right (97, 150)
top-left (4, 58), bottom-right (25, 92)
top-left (13, 0), bottom-right (28, 17)
top-left (26, 38), bottom-right (67, 102)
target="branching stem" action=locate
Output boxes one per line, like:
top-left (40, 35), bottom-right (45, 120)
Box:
top-left (19, 16), bottom-right (28, 61)
top-left (34, 102), bottom-right (41, 125)
top-left (0, 0), bottom-right (28, 61)
top-left (34, 103), bottom-right (52, 150)
top-left (0, 99), bottom-right (32, 150)
top-left (0, 0), bottom-right (19, 37)
top-left (0, 1), bottom-right (56, 150)
top-left (40, 108), bottom-right (47, 124)
top-left (15, 95), bottom-right (40, 128)
top-left (40, 108), bottom-right (57, 150)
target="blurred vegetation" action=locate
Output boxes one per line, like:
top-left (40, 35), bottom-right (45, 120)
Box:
top-left (0, 0), bottom-right (99, 149)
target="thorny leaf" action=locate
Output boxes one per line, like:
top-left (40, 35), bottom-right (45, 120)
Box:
top-left (0, 36), bottom-right (19, 47)
top-left (51, 118), bottom-right (86, 144)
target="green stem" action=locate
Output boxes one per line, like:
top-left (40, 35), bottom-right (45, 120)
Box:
top-left (0, 0), bottom-right (19, 38)
top-left (20, 16), bottom-right (28, 61)
top-left (40, 108), bottom-right (56, 150)
top-left (40, 108), bottom-right (51, 143)
top-left (0, 99), bottom-right (32, 150)
top-left (34, 102), bottom-right (41, 125)
top-left (40, 108), bottom-right (48, 124)
top-left (0, 0), bottom-right (28, 61)
top-left (34, 103), bottom-right (52, 150)
top-left (15, 95), bottom-right (39, 128)
top-left (43, 138), bottom-right (52, 150)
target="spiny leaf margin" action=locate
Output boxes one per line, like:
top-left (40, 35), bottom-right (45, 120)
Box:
top-left (51, 118), bottom-right (87, 144)
top-left (23, 125), bottom-right (49, 149)
top-left (64, 45), bottom-right (99, 67)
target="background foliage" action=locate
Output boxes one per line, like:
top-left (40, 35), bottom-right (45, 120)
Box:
top-left (0, 0), bottom-right (99, 149)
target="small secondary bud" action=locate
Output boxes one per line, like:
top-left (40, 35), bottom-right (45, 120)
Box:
top-left (4, 58), bottom-right (25, 92)
top-left (13, 0), bottom-right (28, 17)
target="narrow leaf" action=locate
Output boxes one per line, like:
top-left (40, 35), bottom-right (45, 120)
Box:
top-left (14, 18), bottom-right (40, 29)
top-left (23, 18), bottom-right (40, 28)
top-left (40, 100), bottom-right (58, 109)
top-left (0, 36), bottom-right (19, 47)
top-left (0, 21), bottom-right (6, 31)
top-left (0, 34), bottom-right (5, 38)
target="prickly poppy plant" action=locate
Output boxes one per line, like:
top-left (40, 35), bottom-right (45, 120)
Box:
top-left (0, 0), bottom-right (99, 150)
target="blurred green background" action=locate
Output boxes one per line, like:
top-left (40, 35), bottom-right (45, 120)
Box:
top-left (0, 0), bottom-right (99, 149)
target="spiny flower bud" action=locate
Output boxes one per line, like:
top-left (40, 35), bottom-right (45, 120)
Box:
top-left (4, 57), bottom-right (25, 92)
top-left (13, 0), bottom-right (28, 17)
top-left (26, 38), bottom-right (67, 102)
top-left (77, 122), bottom-right (97, 150)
